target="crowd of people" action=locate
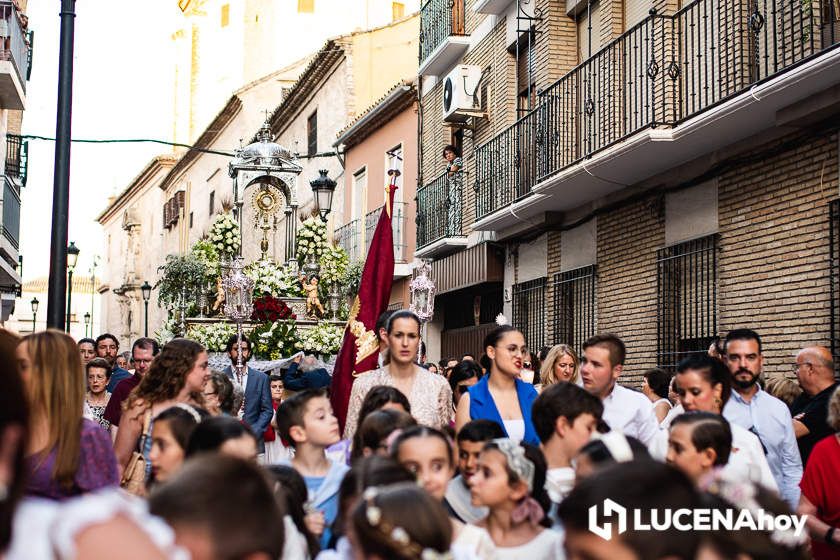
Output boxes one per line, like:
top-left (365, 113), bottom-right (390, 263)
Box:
top-left (0, 312), bottom-right (839, 559)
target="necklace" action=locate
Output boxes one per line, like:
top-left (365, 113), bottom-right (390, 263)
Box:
top-left (87, 391), bottom-right (108, 406)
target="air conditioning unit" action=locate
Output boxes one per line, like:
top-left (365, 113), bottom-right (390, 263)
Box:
top-left (442, 65), bottom-right (483, 123)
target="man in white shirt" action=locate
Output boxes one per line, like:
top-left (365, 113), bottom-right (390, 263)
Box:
top-left (721, 328), bottom-right (802, 510)
top-left (580, 333), bottom-right (660, 446)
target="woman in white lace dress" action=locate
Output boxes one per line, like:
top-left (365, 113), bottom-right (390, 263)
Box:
top-left (344, 311), bottom-right (452, 440)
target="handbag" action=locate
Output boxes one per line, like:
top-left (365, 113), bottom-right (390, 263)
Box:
top-left (120, 409), bottom-right (152, 496)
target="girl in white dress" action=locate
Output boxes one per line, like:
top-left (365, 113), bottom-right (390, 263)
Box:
top-left (469, 439), bottom-right (563, 560)
top-left (392, 426), bottom-right (497, 559)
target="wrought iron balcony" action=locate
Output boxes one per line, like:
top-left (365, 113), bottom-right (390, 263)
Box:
top-left (2, 176), bottom-right (20, 251)
top-left (335, 219), bottom-right (362, 262)
top-left (364, 201), bottom-right (407, 262)
top-left (416, 170), bottom-right (466, 253)
top-left (473, 0), bottom-right (840, 221)
top-left (0, 1), bottom-right (30, 108)
top-left (419, 0), bottom-right (467, 74)
top-left (5, 134), bottom-right (26, 187)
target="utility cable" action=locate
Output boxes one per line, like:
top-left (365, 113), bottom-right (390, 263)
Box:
top-left (18, 134), bottom-right (341, 160)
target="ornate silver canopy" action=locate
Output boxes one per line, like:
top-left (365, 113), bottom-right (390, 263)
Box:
top-left (229, 118), bottom-right (304, 264)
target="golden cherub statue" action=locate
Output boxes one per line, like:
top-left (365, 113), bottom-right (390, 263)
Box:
top-left (212, 276), bottom-right (225, 312)
top-left (299, 274), bottom-right (325, 317)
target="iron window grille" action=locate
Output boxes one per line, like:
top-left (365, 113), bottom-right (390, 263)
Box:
top-left (657, 234), bottom-right (718, 371)
top-left (552, 265), bottom-right (597, 353)
top-left (830, 200), bottom-right (840, 373)
top-left (512, 277), bottom-right (547, 352)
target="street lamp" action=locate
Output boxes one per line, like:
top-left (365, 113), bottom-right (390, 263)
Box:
top-left (30, 297), bottom-right (39, 332)
top-left (310, 169), bottom-right (336, 221)
top-left (65, 241), bottom-right (80, 332)
top-left (83, 312), bottom-right (90, 337)
top-left (141, 280), bottom-right (152, 337)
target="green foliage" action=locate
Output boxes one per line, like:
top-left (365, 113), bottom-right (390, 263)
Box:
top-left (319, 245), bottom-right (349, 286)
top-left (342, 261), bottom-right (363, 300)
top-left (156, 254), bottom-right (207, 310)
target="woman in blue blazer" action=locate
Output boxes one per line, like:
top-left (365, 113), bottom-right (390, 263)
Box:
top-left (455, 324), bottom-right (539, 445)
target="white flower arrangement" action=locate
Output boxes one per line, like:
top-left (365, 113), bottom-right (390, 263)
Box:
top-left (319, 245), bottom-right (349, 286)
top-left (190, 322), bottom-right (238, 352)
top-left (295, 321), bottom-right (343, 356)
top-left (295, 217), bottom-right (328, 262)
top-left (245, 260), bottom-right (302, 298)
top-left (155, 315), bottom-right (179, 345)
top-left (209, 212), bottom-right (241, 257)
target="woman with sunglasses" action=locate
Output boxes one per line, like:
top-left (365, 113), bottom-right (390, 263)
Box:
top-left (455, 324), bottom-right (540, 445)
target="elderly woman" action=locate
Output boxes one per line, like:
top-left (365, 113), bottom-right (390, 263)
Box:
top-left (538, 344), bottom-right (580, 390)
top-left (203, 370), bottom-right (235, 416)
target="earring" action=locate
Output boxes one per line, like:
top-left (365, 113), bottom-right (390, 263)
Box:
top-left (714, 397), bottom-right (722, 408)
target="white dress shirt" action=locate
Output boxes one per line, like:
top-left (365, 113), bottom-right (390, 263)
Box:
top-left (723, 388), bottom-right (802, 509)
top-left (602, 383), bottom-right (661, 446)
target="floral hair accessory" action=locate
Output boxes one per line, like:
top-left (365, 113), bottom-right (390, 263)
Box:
top-left (362, 487), bottom-right (453, 560)
top-left (495, 313), bottom-right (509, 326)
top-left (491, 438), bottom-right (534, 491)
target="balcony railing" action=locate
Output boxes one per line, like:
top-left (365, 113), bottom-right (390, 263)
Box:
top-left (335, 219), bottom-right (362, 262)
top-left (365, 201), bottom-right (407, 262)
top-left (416, 170), bottom-right (465, 249)
top-left (420, 0), bottom-right (466, 62)
top-left (474, 0), bottom-right (840, 219)
top-left (5, 134), bottom-right (26, 187)
top-left (0, 2), bottom-right (31, 89)
top-left (2, 176), bottom-right (20, 250)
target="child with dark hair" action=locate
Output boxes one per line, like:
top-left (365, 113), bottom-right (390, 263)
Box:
top-left (445, 419), bottom-right (505, 524)
top-left (574, 431), bottom-right (653, 481)
top-left (149, 404), bottom-right (209, 484)
top-left (532, 382), bottom-right (603, 510)
top-left (558, 461), bottom-right (703, 559)
top-left (149, 455), bottom-right (285, 560)
top-left (267, 465), bottom-right (321, 558)
top-left (469, 439), bottom-right (561, 557)
top-left (353, 409), bottom-right (416, 461)
top-left (318, 456), bottom-right (415, 558)
top-left (186, 415), bottom-right (259, 462)
top-left (277, 389), bottom-right (349, 549)
top-left (392, 426), bottom-right (497, 559)
top-left (641, 367), bottom-right (673, 423)
top-left (351, 484), bottom-right (453, 560)
top-left (666, 411), bottom-right (732, 485)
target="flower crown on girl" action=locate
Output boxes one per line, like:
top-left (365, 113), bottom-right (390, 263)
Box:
top-left (488, 438), bottom-right (545, 525)
top-left (361, 487), bottom-right (453, 560)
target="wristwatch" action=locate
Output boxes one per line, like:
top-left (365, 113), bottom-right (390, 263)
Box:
top-left (826, 527), bottom-right (837, 545)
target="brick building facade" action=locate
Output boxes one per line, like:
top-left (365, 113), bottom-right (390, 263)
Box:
top-left (415, 0), bottom-right (840, 383)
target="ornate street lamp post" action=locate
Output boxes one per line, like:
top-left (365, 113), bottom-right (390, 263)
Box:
top-left (141, 281), bottom-right (152, 337)
top-left (65, 241), bottom-right (79, 332)
top-left (30, 297), bottom-right (39, 333)
top-left (310, 169), bottom-right (336, 222)
top-left (83, 312), bottom-right (90, 337)
top-left (409, 260), bottom-right (436, 361)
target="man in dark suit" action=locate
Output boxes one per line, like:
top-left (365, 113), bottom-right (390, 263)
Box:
top-left (222, 335), bottom-right (273, 455)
